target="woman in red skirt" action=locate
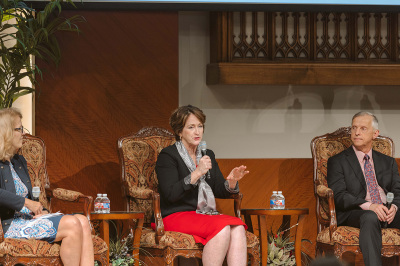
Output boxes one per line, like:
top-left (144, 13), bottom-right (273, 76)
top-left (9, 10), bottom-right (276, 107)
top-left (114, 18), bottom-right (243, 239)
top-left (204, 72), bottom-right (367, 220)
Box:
top-left (156, 105), bottom-right (249, 266)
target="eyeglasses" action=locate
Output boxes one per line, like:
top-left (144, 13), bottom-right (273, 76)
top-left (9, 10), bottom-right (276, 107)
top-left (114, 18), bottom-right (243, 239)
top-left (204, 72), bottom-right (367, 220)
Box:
top-left (14, 126), bottom-right (30, 134)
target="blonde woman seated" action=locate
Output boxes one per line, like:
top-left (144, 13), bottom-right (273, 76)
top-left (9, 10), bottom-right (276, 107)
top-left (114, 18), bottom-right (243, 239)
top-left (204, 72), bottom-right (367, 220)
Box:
top-left (0, 108), bottom-right (94, 266)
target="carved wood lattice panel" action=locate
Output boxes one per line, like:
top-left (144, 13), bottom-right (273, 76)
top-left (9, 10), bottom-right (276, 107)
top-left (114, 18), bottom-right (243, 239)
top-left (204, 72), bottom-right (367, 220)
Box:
top-left (229, 12), bottom-right (400, 62)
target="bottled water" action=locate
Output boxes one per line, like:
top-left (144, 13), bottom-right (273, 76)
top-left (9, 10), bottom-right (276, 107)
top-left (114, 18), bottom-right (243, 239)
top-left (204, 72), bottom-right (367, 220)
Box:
top-left (270, 191), bottom-right (278, 209)
top-left (102, 194), bottom-right (110, 213)
top-left (276, 191), bottom-right (285, 209)
top-left (94, 194), bottom-right (102, 213)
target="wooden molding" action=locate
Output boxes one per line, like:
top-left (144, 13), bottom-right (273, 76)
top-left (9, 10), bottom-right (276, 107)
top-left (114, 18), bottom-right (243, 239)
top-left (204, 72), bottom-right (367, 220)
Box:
top-left (207, 63), bottom-right (400, 85)
top-left (208, 12), bottom-right (400, 85)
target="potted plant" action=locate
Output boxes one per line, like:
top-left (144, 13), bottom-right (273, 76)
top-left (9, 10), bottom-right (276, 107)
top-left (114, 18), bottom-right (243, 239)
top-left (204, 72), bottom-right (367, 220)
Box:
top-left (93, 220), bottom-right (143, 266)
top-left (0, 0), bottom-right (84, 108)
top-left (267, 226), bottom-right (312, 266)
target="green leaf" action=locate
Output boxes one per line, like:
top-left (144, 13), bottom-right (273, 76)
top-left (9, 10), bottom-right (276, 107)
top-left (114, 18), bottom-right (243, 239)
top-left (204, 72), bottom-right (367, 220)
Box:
top-left (0, 0), bottom-right (85, 107)
top-left (277, 249), bottom-right (283, 260)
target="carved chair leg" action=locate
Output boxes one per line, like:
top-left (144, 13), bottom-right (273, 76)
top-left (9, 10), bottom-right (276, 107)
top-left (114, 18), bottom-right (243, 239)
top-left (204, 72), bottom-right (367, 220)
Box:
top-left (195, 257), bottom-right (202, 266)
top-left (248, 253), bottom-right (256, 266)
top-left (248, 246), bottom-right (261, 266)
top-left (163, 248), bottom-right (175, 266)
top-left (315, 245), bottom-right (323, 256)
top-left (333, 243), bottom-right (345, 261)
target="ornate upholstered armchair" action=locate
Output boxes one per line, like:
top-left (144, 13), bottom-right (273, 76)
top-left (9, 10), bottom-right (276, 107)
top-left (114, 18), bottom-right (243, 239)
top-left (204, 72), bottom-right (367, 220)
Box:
top-left (118, 127), bottom-right (260, 265)
top-left (0, 134), bottom-right (108, 265)
top-left (311, 127), bottom-right (400, 260)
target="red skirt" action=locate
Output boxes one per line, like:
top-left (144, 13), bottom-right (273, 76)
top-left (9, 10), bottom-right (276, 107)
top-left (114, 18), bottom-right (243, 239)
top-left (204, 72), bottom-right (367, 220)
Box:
top-left (152, 211), bottom-right (247, 245)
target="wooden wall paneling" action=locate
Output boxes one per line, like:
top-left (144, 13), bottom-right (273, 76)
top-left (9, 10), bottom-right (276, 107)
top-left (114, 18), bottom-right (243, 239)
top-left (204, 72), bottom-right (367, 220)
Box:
top-left (206, 62), bottom-right (400, 85)
top-left (35, 10), bottom-right (179, 213)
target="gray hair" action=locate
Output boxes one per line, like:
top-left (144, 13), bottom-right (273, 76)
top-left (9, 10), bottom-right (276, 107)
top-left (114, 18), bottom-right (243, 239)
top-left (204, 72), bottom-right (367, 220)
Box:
top-left (352, 111), bottom-right (379, 130)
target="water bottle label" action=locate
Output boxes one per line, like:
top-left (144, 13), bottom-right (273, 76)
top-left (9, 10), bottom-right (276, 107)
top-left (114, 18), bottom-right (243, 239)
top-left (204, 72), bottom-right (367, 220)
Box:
top-left (270, 199), bottom-right (276, 206)
top-left (94, 202), bottom-right (102, 208)
top-left (275, 199), bottom-right (284, 206)
top-left (103, 203), bottom-right (110, 209)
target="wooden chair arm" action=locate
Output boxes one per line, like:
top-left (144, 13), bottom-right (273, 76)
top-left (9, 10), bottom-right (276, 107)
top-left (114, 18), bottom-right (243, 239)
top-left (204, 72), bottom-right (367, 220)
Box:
top-left (227, 192), bottom-right (243, 219)
top-left (152, 192), bottom-right (165, 244)
top-left (45, 186), bottom-right (53, 199)
top-left (317, 185), bottom-right (338, 238)
top-left (47, 187), bottom-right (93, 221)
top-left (0, 217), bottom-right (3, 243)
top-left (316, 185), bottom-right (332, 198)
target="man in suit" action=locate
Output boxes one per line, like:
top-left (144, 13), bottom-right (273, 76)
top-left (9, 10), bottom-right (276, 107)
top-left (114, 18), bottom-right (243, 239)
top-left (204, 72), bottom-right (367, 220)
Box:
top-left (327, 111), bottom-right (400, 266)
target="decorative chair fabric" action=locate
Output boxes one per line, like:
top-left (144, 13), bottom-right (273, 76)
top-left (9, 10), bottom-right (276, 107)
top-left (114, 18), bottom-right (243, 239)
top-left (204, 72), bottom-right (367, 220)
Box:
top-left (140, 228), bottom-right (259, 250)
top-left (140, 229), bottom-right (201, 249)
top-left (0, 235), bottom-right (107, 257)
top-left (311, 127), bottom-right (400, 259)
top-left (120, 134), bottom-right (176, 224)
top-left (52, 188), bottom-right (83, 202)
top-left (19, 137), bottom-right (51, 211)
top-left (0, 238), bottom-right (61, 257)
top-left (91, 235), bottom-right (109, 255)
top-left (118, 127), bottom-right (261, 265)
top-left (0, 134), bottom-right (108, 266)
top-left (317, 226), bottom-right (400, 246)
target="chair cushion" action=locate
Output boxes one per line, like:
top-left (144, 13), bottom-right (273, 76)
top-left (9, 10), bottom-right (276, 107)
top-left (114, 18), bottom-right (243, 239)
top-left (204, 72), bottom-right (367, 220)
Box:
top-left (141, 228), bottom-right (203, 249)
top-left (317, 226), bottom-right (400, 245)
top-left (92, 235), bottom-right (109, 255)
top-left (0, 238), bottom-right (61, 257)
top-left (140, 228), bottom-right (259, 249)
top-left (245, 231), bottom-right (259, 248)
top-left (0, 235), bottom-right (107, 257)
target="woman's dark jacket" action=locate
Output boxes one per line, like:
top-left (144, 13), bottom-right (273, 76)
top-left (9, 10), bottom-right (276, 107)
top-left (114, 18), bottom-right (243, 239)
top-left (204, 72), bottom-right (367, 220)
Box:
top-left (155, 144), bottom-right (234, 218)
top-left (0, 154), bottom-right (33, 233)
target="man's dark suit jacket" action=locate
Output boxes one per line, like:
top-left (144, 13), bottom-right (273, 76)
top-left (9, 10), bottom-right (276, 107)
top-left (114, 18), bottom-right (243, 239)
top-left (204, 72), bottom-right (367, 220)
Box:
top-left (327, 146), bottom-right (400, 226)
top-left (0, 154), bottom-right (33, 233)
top-left (155, 144), bottom-right (236, 218)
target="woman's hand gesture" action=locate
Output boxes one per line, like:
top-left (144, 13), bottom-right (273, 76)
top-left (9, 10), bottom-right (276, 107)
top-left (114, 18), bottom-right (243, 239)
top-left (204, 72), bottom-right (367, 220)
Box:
top-left (227, 165), bottom-right (249, 189)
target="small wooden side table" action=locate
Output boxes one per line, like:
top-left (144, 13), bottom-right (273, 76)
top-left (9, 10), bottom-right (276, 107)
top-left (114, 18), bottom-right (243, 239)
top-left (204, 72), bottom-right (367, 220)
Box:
top-left (90, 211), bottom-right (144, 266)
top-left (241, 208), bottom-right (309, 266)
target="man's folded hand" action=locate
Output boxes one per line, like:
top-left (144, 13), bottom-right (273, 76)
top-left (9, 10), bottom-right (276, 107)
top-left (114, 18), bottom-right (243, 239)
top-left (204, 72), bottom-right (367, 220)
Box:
top-left (369, 203), bottom-right (389, 222)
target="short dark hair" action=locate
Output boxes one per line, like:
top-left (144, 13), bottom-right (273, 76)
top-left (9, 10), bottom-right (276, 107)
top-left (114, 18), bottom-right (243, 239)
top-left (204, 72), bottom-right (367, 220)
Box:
top-left (169, 105), bottom-right (206, 141)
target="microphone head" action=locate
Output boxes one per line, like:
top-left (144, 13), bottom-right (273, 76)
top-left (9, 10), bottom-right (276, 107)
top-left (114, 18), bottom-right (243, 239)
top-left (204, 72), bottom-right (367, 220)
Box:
top-left (32, 186), bottom-right (40, 200)
top-left (387, 192), bottom-right (394, 203)
top-left (199, 141), bottom-right (207, 151)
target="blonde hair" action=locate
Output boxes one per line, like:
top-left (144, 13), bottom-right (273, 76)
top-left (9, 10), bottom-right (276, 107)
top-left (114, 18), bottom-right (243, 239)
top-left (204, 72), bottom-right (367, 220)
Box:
top-left (0, 108), bottom-right (22, 161)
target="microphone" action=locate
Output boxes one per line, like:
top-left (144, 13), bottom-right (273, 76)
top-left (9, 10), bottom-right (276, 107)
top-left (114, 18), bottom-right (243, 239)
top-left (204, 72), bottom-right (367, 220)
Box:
top-left (32, 186), bottom-right (40, 202)
top-left (384, 192), bottom-right (394, 228)
top-left (199, 141), bottom-right (210, 179)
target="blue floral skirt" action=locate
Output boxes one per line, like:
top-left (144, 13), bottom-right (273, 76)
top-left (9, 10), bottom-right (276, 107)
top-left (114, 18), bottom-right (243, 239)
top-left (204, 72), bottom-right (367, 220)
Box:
top-left (5, 213), bottom-right (64, 243)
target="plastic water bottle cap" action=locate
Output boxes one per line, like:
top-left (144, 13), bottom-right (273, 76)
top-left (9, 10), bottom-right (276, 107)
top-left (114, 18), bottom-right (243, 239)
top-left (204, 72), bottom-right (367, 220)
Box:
top-left (103, 194), bottom-right (107, 197)
top-left (273, 191), bottom-right (277, 193)
top-left (97, 194), bottom-right (101, 197)
top-left (278, 191), bottom-right (282, 194)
